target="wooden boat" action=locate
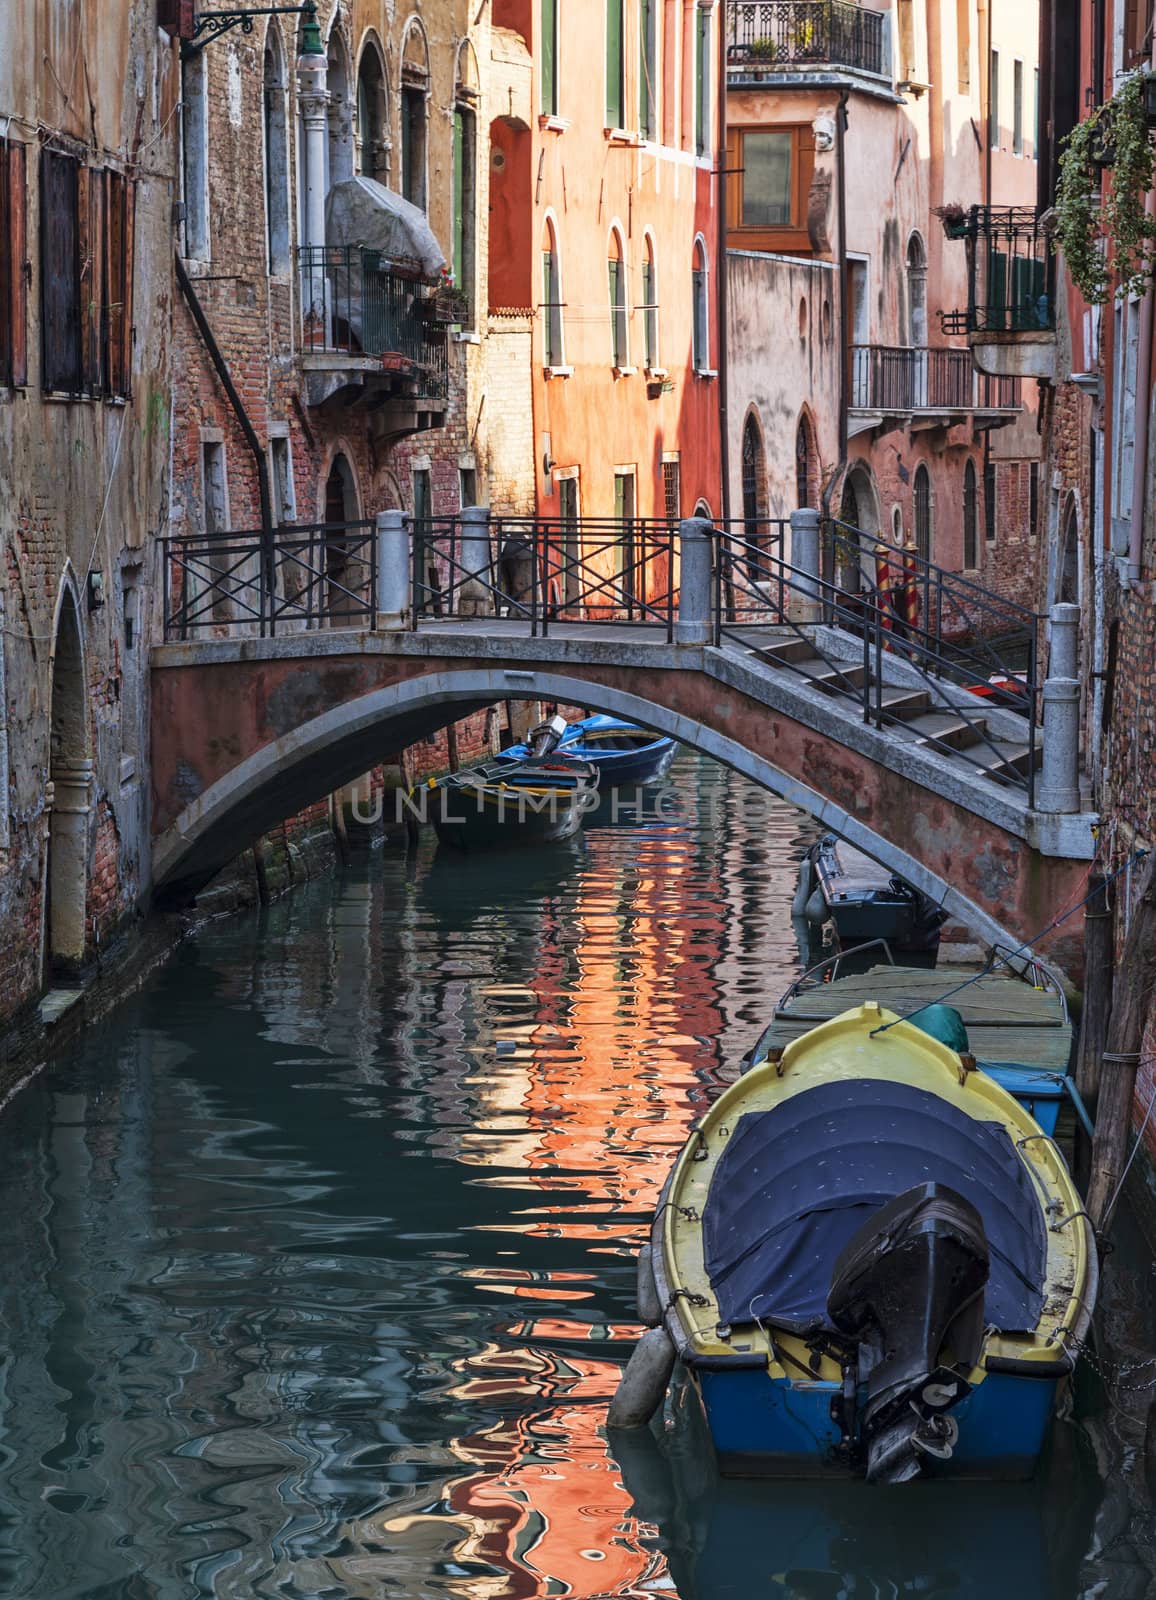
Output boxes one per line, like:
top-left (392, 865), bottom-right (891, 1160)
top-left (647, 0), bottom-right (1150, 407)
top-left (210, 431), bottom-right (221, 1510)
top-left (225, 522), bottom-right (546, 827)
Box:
top-left (505, 715), bottom-right (677, 788)
top-left (612, 998), bottom-right (1097, 1483)
top-left (756, 944), bottom-right (1077, 1135)
top-left (422, 715), bottom-right (599, 850)
top-left (797, 834), bottom-right (948, 955)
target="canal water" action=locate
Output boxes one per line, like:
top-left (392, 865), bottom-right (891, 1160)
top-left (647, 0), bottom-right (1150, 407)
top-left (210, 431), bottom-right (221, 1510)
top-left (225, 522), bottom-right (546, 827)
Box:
top-left (0, 754), bottom-right (1152, 1598)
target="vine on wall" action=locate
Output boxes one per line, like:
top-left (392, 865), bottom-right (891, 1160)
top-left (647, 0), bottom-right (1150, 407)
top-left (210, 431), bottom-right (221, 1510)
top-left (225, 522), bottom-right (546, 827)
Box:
top-left (1055, 73), bottom-right (1156, 304)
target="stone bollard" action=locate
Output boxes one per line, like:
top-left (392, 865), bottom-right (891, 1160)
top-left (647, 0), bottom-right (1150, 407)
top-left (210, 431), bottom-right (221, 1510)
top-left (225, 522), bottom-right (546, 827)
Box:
top-left (1037, 603), bottom-right (1082, 813)
top-left (675, 516), bottom-right (713, 645)
top-left (458, 504), bottom-right (493, 617)
top-left (375, 510), bottom-right (411, 630)
top-left (790, 507), bottom-right (822, 624)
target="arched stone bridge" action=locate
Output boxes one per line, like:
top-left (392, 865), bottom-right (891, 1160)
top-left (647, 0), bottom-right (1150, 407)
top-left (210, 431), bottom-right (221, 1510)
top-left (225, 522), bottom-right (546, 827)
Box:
top-left (150, 620), bottom-right (1097, 976)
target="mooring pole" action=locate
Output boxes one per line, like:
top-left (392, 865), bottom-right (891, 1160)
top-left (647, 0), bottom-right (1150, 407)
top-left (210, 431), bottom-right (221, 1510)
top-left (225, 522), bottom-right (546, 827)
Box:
top-left (1074, 869), bottom-right (1115, 1186)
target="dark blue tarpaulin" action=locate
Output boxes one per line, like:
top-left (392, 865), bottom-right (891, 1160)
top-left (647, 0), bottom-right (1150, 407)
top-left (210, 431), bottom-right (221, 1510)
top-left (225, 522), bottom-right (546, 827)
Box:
top-left (703, 1080), bottom-right (1047, 1335)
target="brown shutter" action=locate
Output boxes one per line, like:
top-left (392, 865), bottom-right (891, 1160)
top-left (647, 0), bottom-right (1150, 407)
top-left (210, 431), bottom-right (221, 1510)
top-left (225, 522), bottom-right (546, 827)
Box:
top-left (9, 142), bottom-right (27, 387)
top-left (80, 165), bottom-right (104, 396)
top-left (0, 139), bottom-right (10, 386)
top-left (41, 150), bottom-right (82, 393)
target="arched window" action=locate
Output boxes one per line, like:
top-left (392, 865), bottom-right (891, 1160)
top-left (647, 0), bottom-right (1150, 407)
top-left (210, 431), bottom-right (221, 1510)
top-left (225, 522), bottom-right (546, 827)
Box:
top-left (542, 221), bottom-right (563, 367)
top-left (906, 232), bottom-right (927, 346)
top-left (913, 464), bottom-right (932, 562)
top-left (356, 40), bottom-right (389, 181)
top-left (642, 235), bottom-right (658, 369)
top-left (402, 24), bottom-right (430, 210)
top-left (1059, 501), bottom-right (1079, 603)
top-left (963, 459), bottom-right (978, 569)
top-left (263, 31), bottom-right (290, 273)
top-left (326, 30), bottom-right (353, 190)
top-left (741, 412), bottom-right (767, 574)
top-left (639, 0), bottom-right (657, 137)
top-left (608, 230), bottom-right (627, 367)
top-left (795, 413), bottom-right (816, 508)
top-left (181, 51), bottom-right (209, 261)
top-left (692, 240), bottom-right (709, 372)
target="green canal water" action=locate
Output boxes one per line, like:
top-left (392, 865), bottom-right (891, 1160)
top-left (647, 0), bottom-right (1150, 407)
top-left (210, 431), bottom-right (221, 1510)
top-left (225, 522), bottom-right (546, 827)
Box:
top-left (0, 755), bottom-right (1152, 1598)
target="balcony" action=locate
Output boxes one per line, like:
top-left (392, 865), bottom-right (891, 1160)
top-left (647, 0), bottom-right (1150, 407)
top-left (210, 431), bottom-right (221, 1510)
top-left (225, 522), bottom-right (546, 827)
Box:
top-left (297, 245), bottom-right (449, 423)
top-left (727, 0), bottom-right (888, 81)
top-left (940, 207), bottom-right (1056, 381)
top-left (848, 345), bottom-right (1021, 435)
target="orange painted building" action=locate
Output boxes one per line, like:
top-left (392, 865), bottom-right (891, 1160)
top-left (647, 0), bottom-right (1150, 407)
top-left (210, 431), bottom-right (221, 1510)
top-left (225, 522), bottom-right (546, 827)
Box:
top-left (487, 0), bottom-right (724, 527)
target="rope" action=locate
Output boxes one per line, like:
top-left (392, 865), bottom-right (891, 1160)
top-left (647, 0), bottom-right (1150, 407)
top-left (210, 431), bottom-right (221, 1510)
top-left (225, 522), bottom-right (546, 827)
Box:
top-left (868, 847), bottom-right (1150, 1037)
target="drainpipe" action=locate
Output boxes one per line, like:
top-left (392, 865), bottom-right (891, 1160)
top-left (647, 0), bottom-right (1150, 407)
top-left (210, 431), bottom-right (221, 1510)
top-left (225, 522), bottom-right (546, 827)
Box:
top-left (175, 255), bottom-right (276, 634)
top-left (717, 2), bottom-right (731, 522)
top-left (1125, 35), bottom-right (1156, 586)
top-left (835, 88), bottom-right (850, 476)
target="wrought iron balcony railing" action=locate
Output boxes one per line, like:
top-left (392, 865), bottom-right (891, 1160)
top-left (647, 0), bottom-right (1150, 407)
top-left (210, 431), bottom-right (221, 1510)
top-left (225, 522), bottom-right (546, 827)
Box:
top-left (727, 0), bottom-right (887, 76)
top-left (296, 245), bottom-right (449, 400)
top-left (940, 206), bottom-right (1055, 336)
top-left (849, 345), bottom-right (1021, 412)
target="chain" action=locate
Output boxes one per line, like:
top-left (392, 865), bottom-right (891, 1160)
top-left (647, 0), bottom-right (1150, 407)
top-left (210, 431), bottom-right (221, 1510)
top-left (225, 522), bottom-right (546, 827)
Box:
top-left (1062, 1332), bottom-right (1156, 1394)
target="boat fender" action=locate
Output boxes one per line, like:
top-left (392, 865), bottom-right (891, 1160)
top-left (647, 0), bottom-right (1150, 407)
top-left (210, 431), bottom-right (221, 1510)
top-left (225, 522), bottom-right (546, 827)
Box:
top-left (608, 1327), bottom-right (676, 1428)
top-left (791, 858), bottom-right (815, 920)
top-left (804, 887), bottom-right (827, 927)
top-left (636, 1244), bottom-right (662, 1327)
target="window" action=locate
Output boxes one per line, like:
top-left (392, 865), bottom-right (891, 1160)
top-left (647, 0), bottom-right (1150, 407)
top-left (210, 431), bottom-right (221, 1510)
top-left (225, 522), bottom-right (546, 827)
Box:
top-left (0, 138), bottom-right (28, 388)
top-left (662, 456), bottom-right (680, 521)
top-left (695, 4), bottom-right (711, 156)
top-left (326, 34), bottom-right (354, 188)
top-left (542, 226), bottom-right (563, 366)
top-left (453, 106), bottom-right (476, 324)
top-left (640, 0), bottom-right (657, 138)
top-left (356, 42), bottom-right (389, 181)
top-left (542, 0), bottom-right (559, 115)
top-left (906, 233), bottom-right (928, 347)
top-left (606, 0), bottom-right (625, 126)
top-left (613, 471), bottom-right (636, 605)
top-left (984, 459), bottom-right (997, 542)
top-left (956, 0), bottom-right (970, 91)
top-left (459, 467), bottom-right (478, 507)
top-left (795, 416), bottom-right (814, 508)
top-left (402, 85), bottom-right (427, 209)
top-left (913, 465), bottom-right (932, 562)
top-left (742, 414), bottom-right (767, 573)
top-left (264, 34), bottom-right (290, 273)
top-left (963, 460), bottom-right (978, 569)
top-left (1013, 59), bottom-right (1023, 155)
top-left (270, 436), bottom-right (296, 524)
top-left (989, 49), bottom-right (1000, 148)
top-left (559, 475), bottom-right (581, 604)
top-left (1029, 461), bottom-right (1040, 537)
top-left (181, 53), bottom-right (209, 260)
top-left (608, 232), bottom-right (627, 366)
top-left (642, 237), bottom-right (658, 368)
top-left (41, 151), bottom-right (134, 399)
top-left (1124, 0), bottom-right (1156, 66)
top-left (726, 126), bottom-right (816, 250)
top-left (691, 242), bottom-right (709, 372)
top-left (413, 466), bottom-right (432, 523)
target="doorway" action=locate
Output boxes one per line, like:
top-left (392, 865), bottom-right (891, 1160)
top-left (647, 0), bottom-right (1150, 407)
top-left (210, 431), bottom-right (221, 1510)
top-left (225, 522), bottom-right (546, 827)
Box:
top-left (46, 589), bottom-right (90, 981)
top-left (324, 454), bottom-right (361, 624)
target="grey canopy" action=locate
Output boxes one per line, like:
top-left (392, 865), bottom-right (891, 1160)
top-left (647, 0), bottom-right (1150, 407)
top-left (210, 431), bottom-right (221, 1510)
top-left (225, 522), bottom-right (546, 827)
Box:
top-left (324, 176), bottom-right (445, 276)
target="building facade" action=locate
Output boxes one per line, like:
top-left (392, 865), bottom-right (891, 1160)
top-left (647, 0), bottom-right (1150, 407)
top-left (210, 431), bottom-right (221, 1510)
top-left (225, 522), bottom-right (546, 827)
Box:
top-left (725, 0), bottom-right (1043, 600)
top-left (0, 2), bottom-right (177, 1023)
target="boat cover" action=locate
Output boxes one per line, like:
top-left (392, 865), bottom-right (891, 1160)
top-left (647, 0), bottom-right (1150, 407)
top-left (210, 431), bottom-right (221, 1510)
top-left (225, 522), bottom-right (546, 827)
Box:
top-left (702, 1080), bottom-right (1047, 1336)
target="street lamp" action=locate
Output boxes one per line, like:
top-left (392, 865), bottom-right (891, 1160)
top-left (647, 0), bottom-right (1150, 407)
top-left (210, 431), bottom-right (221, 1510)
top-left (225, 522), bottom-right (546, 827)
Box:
top-left (181, 4), bottom-right (322, 59)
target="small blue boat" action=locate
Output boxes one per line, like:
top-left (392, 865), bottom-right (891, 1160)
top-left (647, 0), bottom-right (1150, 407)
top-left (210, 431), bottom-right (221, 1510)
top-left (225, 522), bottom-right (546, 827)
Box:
top-left (505, 715), bottom-right (677, 788)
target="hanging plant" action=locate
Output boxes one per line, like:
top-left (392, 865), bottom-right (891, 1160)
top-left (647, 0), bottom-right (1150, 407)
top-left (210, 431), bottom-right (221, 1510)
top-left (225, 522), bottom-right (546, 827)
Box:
top-left (1055, 72), bottom-right (1156, 304)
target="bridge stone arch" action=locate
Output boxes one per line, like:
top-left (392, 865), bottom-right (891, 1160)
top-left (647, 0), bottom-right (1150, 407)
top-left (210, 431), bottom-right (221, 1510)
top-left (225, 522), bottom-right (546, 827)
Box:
top-left (150, 653), bottom-right (1070, 961)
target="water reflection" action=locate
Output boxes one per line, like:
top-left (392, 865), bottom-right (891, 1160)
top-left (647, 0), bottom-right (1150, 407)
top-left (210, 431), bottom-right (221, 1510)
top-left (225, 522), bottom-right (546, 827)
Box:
top-left (0, 755), bottom-right (1141, 1597)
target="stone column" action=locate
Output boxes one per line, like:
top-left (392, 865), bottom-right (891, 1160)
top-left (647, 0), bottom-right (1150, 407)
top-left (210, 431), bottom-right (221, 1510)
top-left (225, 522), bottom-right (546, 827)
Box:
top-left (1037, 603), bottom-right (1082, 814)
top-left (376, 510), bottom-right (411, 630)
top-left (458, 505), bottom-right (493, 617)
top-left (297, 41), bottom-right (330, 332)
top-left (790, 507), bottom-right (822, 624)
top-left (47, 760), bottom-right (94, 973)
top-left (675, 517), bottom-right (713, 645)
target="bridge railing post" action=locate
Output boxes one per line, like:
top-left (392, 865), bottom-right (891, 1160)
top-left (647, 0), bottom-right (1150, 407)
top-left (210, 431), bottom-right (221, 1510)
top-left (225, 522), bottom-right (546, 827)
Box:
top-left (458, 505), bottom-right (493, 617)
top-left (376, 510), bottom-right (411, 631)
top-left (1037, 602), bottom-right (1081, 813)
top-left (790, 508), bottom-right (822, 624)
top-left (675, 517), bottom-right (712, 645)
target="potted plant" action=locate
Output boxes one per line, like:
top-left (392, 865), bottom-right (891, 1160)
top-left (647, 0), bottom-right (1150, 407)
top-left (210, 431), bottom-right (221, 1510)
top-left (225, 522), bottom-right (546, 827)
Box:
top-left (934, 202), bottom-right (970, 240)
top-left (1056, 70), bottom-right (1156, 304)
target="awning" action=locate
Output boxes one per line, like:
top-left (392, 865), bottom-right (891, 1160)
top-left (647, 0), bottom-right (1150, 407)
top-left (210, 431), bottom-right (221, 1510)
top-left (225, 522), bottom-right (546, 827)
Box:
top-left (325, 175), bottom-right (445, 278)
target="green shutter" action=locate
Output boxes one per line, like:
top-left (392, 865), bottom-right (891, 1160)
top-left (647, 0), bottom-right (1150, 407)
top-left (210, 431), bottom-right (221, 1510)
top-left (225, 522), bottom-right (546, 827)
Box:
top-left (452, 111), bottom-right (464, 283)
top-left (695, 9), bottom-right (708, 155)
top-left (542, 0), bottom-right (558, 115)
top-left (606, 0), bottom-right (623, 127)
top-left (639, 0), bottom-right (653, 137)
top-left (608, 259), bottom-right (620, 363)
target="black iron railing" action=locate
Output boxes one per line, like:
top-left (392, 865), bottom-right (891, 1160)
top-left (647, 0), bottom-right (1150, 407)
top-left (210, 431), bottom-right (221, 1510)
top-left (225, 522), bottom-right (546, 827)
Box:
top-left (297, 245), bottom-right (448, 399)
top-left (163, 519), bottom-right (377, 637)
top-left (714, 520), bottom-right (1041, 802)
top-left (727, 0), bottom-right (887, 74)
top-left (849, 345), bottom-right (1021, 411)
top-left (941, 206), bottom-right (1055, 336)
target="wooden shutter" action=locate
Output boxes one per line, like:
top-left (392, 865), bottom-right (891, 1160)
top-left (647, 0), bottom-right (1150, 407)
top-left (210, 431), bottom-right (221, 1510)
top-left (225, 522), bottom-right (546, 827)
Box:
top-left (0, 140), bottom-right (10, 386)
top-left (9, 143), bottom-right (27, 387)
top-left (80, 165), bottom-right (104, 395)
top-left (40, 150), bottom-right (82, 394)
top-left (104, 171), bottom-right (133, 398)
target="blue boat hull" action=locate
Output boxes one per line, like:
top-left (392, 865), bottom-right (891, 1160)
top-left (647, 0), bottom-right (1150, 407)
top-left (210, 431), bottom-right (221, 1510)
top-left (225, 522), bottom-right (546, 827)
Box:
top-left (505, 717), bottom-right (677, 789)
top-left (693, 1364), bottom-right (1058, 1479)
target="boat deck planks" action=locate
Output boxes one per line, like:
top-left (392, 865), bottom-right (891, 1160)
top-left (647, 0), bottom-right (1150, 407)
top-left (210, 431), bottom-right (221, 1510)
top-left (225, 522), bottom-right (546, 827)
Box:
top-left (762, 964), bottom-right (1072, 1074)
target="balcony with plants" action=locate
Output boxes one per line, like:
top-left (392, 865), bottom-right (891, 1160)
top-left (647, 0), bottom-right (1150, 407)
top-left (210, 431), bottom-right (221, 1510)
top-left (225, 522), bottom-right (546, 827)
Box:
top-left (727, 0), bottom-right (889, 83)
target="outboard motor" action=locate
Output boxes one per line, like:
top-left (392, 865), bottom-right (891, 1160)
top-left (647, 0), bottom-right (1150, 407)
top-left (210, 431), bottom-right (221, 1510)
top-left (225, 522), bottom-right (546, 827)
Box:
top-left (827, 1182), bottom-right (989, 1483)
top-left (528, 714), bottom-right (569, 759)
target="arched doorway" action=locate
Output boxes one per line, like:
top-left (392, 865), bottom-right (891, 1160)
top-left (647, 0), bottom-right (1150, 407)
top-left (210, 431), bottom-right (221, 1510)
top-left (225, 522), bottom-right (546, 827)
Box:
top-left (741, 412), bottom-right (767, 577)
top-left (913, 464), bottom-right (932, 563)
top-left (46, 588), bottom-right (90, 979)
top-left (1059, 500), bottom-right (1079, 604)
top-left (324, 454), bottom-right (361, 624)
